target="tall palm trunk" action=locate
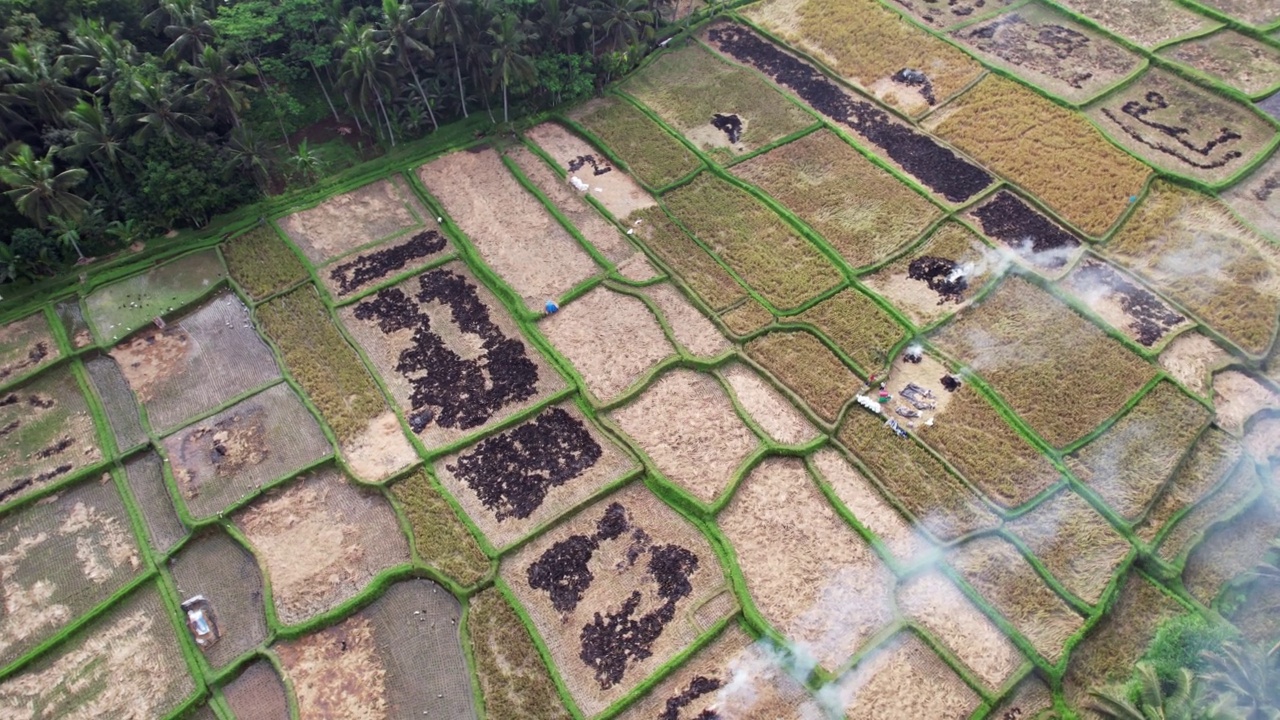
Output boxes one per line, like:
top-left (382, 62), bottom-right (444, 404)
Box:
top-left (502, 80), bottom-right (508, 123)
top-left (374, 88), bottom-right (396, 146)
top-left (452, 41), bottom-right (468, 118)
top-left (310, 61), bottom-right (341, 122)
top-left (408, 64), bottom-right (438, 131)
top-left (251, 54), bottom-right (292, 150)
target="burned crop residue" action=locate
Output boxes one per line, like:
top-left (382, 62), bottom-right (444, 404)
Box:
top-left (1072, 260), bottom-right (1186, 346)
top-left (710, 113), bottom-right (744, 144)
top-left (971, 191), bottom-right (1080, 271)
top-left (908, 256), bottom-right (969, 304)
top-left (329, 230), bottom-right (447, 296)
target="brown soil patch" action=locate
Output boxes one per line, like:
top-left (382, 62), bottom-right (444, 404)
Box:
top-left (720, 457), bottom-right (896, 670)
top-left (0, 312), bottom-right (58, 388)
top-left (1160, 332), bottom-right (1231, 397)
top-left (508, 145), bottom-right (634, 264)
top-left (1007, 489), bottom-right (1130, 606)
top-left (525, 122), bottom-right (657, 220)
top-left (830, 631), bottom-right (983, 719)
top-left (540, 286), bottom-right (674, 404)
top-left (275, 615), bottom-right (387, 719)
top-left (109, 325), bottom-right (189, 403)
top-left (172, 406), bottom-right (269, 497)
top-left (898, 571), bottom-right (1024, 690)
top-left (809, 448), bottom-right (932, 564)
top-left (419, 148), bottom-right (600, 310)
top-left (641, 283), bottom-right (730, 359)
top-left (721, 362), bottom-right (819, 446)
top-left (235, 468), bottom-right (410, 625)
top-left (277, 176), bottom-right (425, 265)
top-left (609, 369), bottom-right (761, 503)
top-left (341, 411), bottom-right (419, 483)
top-left (1213, 369), bottom-right (1280, 434)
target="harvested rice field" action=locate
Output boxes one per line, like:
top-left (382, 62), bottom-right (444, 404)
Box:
top-left (1133, 427), bottom-right (1242, 546)
top-left (123, 451), bottom-right (186, 554)
top-left (83, 353), bottom-right (146, 451)
top-left (524, 122), bottom-right (658, 220)
top-left (638, 282), bottom-right (730, 359)
top-left (623, 205), bottom-right (745, 312)
top-left (222, 659), bottom-right (291, 720)
top-left (276, 176), bottom-right (427, 265)
top-left (747, 329), bottom-right (861, 422)
top-left (1059, 257), bottom-right (1193, 348)
top-left (1156, 460), bottom-right (1261, 564)
top-left (1053, 0), bottom-right (1222, 48)
top-left (1222, 149), bottom-right (1280, 241)
top-left (1194, 0), bottom-right (1280, 29)
top-left (719, 361), bottom-right (820, 445)
top-left (890, 0), bottom-right (1019, 28)
top-left (1160, 331), bottom-right (1233, 397)
top-left (1006, 488), bottom-right (1131, 606)
top-left (0, 365), bottom-right (103, 506)
top-left (828, 630), bottom-right (983, 718)
top-left (1181, 495), bottom-right (1280, 604)
top-left (319, 227), bottom-right (453, 301)
top-left (809, 447), bottom-right (933, 565)
top-left (1159, 30), bottom-right (1280, 98)
top-left (568, 97), bottom-right (701, 190)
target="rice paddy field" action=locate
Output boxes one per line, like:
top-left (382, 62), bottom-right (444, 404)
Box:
top-left (2, 3), bottom-right (1280, 719)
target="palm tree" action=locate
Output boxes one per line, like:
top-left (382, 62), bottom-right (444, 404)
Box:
top-left (539, 0), bottom-right (586, 53)
top-left (47, 215), bottom-right (87, 262)
top-left (591, 0), bottom-right (654, 51)
top-left (225, 126), bottom-right (274, 192)
top-left (0, 44), bottom-right (84, 127)
top-left (1088, 662), bottom-right (1237, 720)
top-left (60, 18), bottom-right (138, 98)
top-left (0, 144), bottom-right (90, 230)
top-left (288, 139), bottom-right (326, 184)
top-left (378, 0), bottom-right (438, 132)
top-left (62, 100), bottom-right (131, 183)
top-left (336, 23), bottom-right (398, 145)
top-left (125, 76), bottom-right (206, 146)
top-left (105, 218), bottom-right (144, 247)
top-left (421, 0), bottom-right (472, 118)
top-left (146, 0), bottom-right (216, 62)
top-left (487, 13), bottom-right (535, 123)
top-left (181, 46), bottom-right (255, 128)
top-left (1202, 642), bottom-right (1280, 719)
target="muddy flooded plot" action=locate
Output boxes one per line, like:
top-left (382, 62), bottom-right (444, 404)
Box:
top-left (223, 659), bottom-right (291, 720)
top-left (950, 535), bottom-right (1085, 664)
top-left (85, 249), bottom-right (226, 342)
top-left (1007, 489), bottom-right (1129, 606)
top-left (952, 3), bottom-right (1142, 104)
top-left (277, 176), bottom-right (427, 265)
top-left (419, 148), bottom-right (601, 311)
top-left (1055, 0), bottom-right (1221, 48)
top-left (829, 630), bottom-right (982, 719)
top-left (321, 228), bottom-right (451, 300)
top-left (539, 285), bottom-right (674, 404)
top-left (897, 570), bottom-right (1024, 691)
top-left (526, 122), bottom-right (657, 220)
top-left (809, 448), bottom-right (932, 565)
top-left (0, 582), bottom-right (194, 718)
top-left (0, 366), bottom-right (102, 506)
top-left (0, 474), bottom-right (141, 669)
top-left (435, 401), bottom-right (638, 550)
top-left (966, 190), bottom-right (1083, 277)
top-left (338, 262), bottom-right (565, 450)
top-left (1160, 30), bottom-right (1280, 98)
top-left (502, 483), bottom-right (731, 716)
top-left (235, 467), bottom-right (410, 626)
top-left (123, 452), bottom-right (186, 554)
top-left (1061, 258), bottom-right (1192, 348)
top-left (720, 362), bottom-right (820, 446)
top-left (110, 291), bottom-right (281, 433)
top-left (639, 283), bottom-right (729, 359)
top-left (1223, 149), bottom-right (1280, 242)
top-left (1134, 427), bottom-right (1241, 547)
top-left (609, 368), bottom-right (760, 504)
top-left (169, 529), bottom-right (268, 669)
top-left (55, 300), bottom-right (93, 351)
top-left (720, 458), bottom-right (896, 671)
top-left (163, 382), bottom-right (332, 520)
top-left (83, 353), bottom-right (146, 451)
top-left (1089, 68), bottom-right (1277, 186)
top-left (616, 625), bottom-right (824, 719)
top-left (0, 311), bottom-right (59, 390)
top-left (705, 23), bottom-right (993, 204)
top-left (890, 0), bottom-right (1018, 27)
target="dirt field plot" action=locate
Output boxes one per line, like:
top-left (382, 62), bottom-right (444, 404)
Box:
top-left (952, 3), bottom-right (1141, 104)
top-left (720, 362), bottom-right (820, 445)
top-left (502, 483), bottom-right (731, 716)
top-left (862, 222), bottom-right (1005, 328)
top-left (705, 24), bottom-right (995, 204)
top-left (569, 97), bottom-right (701, 190)
top-left (123, 452), bottom-right (186, 554)
top-left (221, 225), bottom-right (308, 302)
top-left (419, 149), bottom-right (601, 311)
top-left (223, 659), bottom-right (291, 720)
top-left (83, 353), bottom-right (146, 451)
top-left (730, 129), bottom-right (941, 268)
top-left (950, 535), bottom-right (1084, 663)
top-left (55, 300), bottom-right (92, 350)
top-left (1089, 69), bottom-right (1276, 186)
top-left (390, 470), bottom-right (490, 587)
top-left (966, 190), bottom-right (1084, 277)
top-left (640, 283), bottom-right (730, 359)
top-left (0, 474), bottom-right (141, 669)
top-left (839, 408), bottom-right (1000, 542)
top-left (1067, 381), bottom-right (1209, 519)
top-left (1156, 460), bottom-right (1259, 563)
top-left (1060, 258), bottom-right (1193, 348)
top-left (163, 382), bottom-right (332, 520)
top-left (1105, 181), bottom-right (1280, 356)
top-left (623, 44), bottom-right (813, 160)
top-left (111, 291), bottom-right (281, 433)
top-left (988, 675), bottom-right (1055, 720)
top-left (1194, 0), bottom-right (1280, 28)
top-left (1159, 332), bottom-right (1231, 397)
top-left (469, 587), bottom-right (570, 720)
top-left (169, 529), bottom-right (267, 669)
top-left (0, 366), bottom-right (102, 506)
top-left (663, 173), bottom-right (842, 312)
top-left (747, 330), bottom-right (860, 423)
top-left (526, 122), bottom-right (658, 221)
top-left (788, 289), bottom-right (907, 375)
top-left (930, 276), bottom-right (1156, 448)
top-left (617, 625), bottom-right (824, 719)
top-left (721, 458), bottom-right (895, 670)
top-left (275, 578), bottom-right (476, 719)
top-left (828, 630), bottom-right (982, 719)
top-left (435, 401), bottom-right (637, 549)
top-left (1007, 489), bottom-right (1130, 605)
top-left (1061, 571), bottom-right (1185, 712)
top-left (339, 263), bottom-right (565, 449)
top-left (890, 0), bottom-right (1019, 28)
top-left (1134, 427), bottom-right (1241, 546)
top-left (898, 570), bottom-right (1024, 690)
top-left (539, 285), bottom-right (674, 404)
top-left (626, 206), bottom-right (745, 312)
top-left (1182, 495), bottom-right (1280, 604)
top-left (810, 448), bottom-right (932, 564)
top-left (1160, 30), bottom-right (1280, 98)
top-left (743, 0), bottom-right (984, 117)
top-left (928, 75), bottom-right (1150, 237)
top-left (320, 228), bottom-right (452, 300)
top-left (0, 311), bottom-right (58, 390)
top-left (1054, 0), bottom-right (1221, 48)
top-left (1223, 150), bottom-right (1280, 242)
top-left (609, 369), bottom-right (759, 503)
top-left (277, 176), bottom-right (426, 265)
top-left (85, 249), bottom-right (226, 342)
top-left (235, 467), bottom-right (410, 626)
top-left (0, 583), bottom-right (194, 718)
